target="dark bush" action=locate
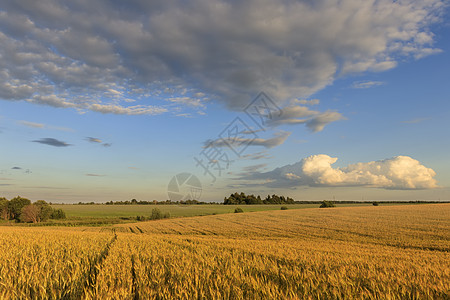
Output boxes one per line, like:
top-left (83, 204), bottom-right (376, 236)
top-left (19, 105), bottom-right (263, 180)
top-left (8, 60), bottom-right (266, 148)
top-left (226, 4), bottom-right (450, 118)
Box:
top-left (150, 208), bottom-right (170, 220)
top-left (319, 200), bottom-right (335, 208)
top-left (281, 206), bottom-right (288, 210)
top-left (234, 207), bottom-right (243, 213)
top-left (50, 208), bottom-right (66, 219)
top-left (372, 202), bottom-right (379, 206)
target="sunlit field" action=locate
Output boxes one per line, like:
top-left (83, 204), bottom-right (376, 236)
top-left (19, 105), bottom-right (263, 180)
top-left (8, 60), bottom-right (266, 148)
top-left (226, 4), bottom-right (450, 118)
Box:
top-left (1, 204), bottom-right (449, 299)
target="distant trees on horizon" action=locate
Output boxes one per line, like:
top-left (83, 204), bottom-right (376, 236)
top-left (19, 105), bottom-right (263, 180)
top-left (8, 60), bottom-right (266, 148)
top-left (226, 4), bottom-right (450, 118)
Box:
top-left (223, 192), bottom-right (295, 205)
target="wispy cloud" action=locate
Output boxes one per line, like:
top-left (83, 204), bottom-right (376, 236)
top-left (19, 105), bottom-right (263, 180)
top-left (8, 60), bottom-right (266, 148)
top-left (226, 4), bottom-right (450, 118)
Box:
top-left (11, 166), bottom-right (22, 170)
top-left (267, 105), bottom-right (345, 132)
top-left (32, 138), bottom-right (72, 147)
top-left (241, 151), bottom-right (272, 160)
top-left (86, 137), bottom-right (102, 143)
top-left (292, 99), bottom-right (320, 105)
top-left (402, 117), bottom-right (430, 124)
top-left (86, 137), bottom-right (112, 147)
top-left (18, 120), bottom-right (74, 132)
top-left (206, 131), bottom-right (291, 150)
top-left (88, 104), bottom-right (167, 115)
top-left (351, 81), bottom-right (385, 89)
top-left (24, 186), bottom-right (69, 189)
top-left (19, 120), bottom-right (44, 128)
top-left (85, 173), bottom-right (106, 177)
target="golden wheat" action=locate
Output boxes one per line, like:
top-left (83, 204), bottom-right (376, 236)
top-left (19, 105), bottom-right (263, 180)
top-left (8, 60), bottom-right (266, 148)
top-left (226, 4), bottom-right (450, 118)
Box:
top-left (0, 204), bottom-right (449, 299)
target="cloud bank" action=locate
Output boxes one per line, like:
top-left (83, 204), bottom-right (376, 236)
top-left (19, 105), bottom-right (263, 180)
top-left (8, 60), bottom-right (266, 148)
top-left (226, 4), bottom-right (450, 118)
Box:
top-left (0, 0), bottom-right (445, 114)
top-left (237, 155), bottom-right (438, 190)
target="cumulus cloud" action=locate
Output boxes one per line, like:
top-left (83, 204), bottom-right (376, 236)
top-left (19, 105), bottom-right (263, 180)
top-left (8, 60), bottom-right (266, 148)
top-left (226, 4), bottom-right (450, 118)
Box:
top-left (32, 138), bottom-right (71, 147)
top-left (0, 0), bottom-right (445, 114)
top-left (236, 154), bottom-right (438, 190)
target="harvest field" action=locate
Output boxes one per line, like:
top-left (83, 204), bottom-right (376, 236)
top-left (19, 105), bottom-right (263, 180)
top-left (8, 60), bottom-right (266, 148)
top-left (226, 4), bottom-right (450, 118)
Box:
top-left (0, 204), bottom-right (449, 299)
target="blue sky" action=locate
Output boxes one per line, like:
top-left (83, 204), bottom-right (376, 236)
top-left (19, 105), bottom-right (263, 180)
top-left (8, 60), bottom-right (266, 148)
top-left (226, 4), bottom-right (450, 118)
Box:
top-left (1, 0), bottom-right (449, 202)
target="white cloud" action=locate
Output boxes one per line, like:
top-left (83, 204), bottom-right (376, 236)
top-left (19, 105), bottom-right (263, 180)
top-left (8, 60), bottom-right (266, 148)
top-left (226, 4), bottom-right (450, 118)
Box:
top-left (238, 154), bottom-right (438, 190)
top-left (0, 0), bottom-right (445, 113)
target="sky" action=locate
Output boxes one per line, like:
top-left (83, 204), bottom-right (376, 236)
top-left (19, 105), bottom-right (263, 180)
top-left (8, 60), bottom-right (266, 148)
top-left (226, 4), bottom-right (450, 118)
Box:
top-left (1, 0), bottom-right (449, 203)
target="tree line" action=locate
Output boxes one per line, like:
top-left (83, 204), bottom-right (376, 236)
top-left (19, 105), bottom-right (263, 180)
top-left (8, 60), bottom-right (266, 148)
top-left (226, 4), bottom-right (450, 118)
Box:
top-left (223, 193), bottom-right (295, 205)
top-left (0, 196), bottom-right (66, 223)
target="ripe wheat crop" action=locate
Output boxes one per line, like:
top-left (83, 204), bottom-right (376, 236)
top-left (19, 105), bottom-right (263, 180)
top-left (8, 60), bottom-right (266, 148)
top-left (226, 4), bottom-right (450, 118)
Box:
top-left (0, 204), bottom-right (449, 299)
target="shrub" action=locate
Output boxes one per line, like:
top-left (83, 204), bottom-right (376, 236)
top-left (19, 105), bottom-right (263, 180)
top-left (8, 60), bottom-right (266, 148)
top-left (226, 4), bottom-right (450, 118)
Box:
top-left (136, 215), bottom-right (147, 221)
top-left (234, 207), bottom-right (243, 213)
top-left (150, 208), bottom-right (162, 220)
top-left (373, 202), bottom-right (379, 206)
top-left (50, 208), bottom-right (66, 219)
top-left (319, 200), bottom-right (335, 208)
top-left (281, 206), bottom-right (288, 210)
top-left (150, 208), bottom-right (170, 220)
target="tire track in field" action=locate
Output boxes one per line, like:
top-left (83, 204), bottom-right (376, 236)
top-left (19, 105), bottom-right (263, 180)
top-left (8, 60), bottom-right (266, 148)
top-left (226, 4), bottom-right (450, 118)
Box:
top-left (64, 233), bottom-right (117, 299)
top-left (131, 254), bottom-right (139, 300)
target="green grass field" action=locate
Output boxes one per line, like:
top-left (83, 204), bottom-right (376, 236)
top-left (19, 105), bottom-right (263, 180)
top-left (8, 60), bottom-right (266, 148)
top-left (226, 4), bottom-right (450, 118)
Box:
top-left (0, 202), bottom-right (431, 227)
top-left (51, 203), bottom-right (374, 219)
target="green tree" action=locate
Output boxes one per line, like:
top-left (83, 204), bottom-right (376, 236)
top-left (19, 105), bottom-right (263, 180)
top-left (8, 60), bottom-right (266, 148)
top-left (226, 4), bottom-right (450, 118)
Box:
top-left (0, 198), bottom-right (9, 220)
top-left (50, 209), bottom-right (66, 219)
top-left (234, 207), bottom-right (243, 213)
top-left (319, 200), bottom-right (335, 208)
top-left (34, 200), bottom-right (53, 222)
top-left (8, 196), bottom-right (31, 220)
top-left (151, 208), bottom-right (162, 220)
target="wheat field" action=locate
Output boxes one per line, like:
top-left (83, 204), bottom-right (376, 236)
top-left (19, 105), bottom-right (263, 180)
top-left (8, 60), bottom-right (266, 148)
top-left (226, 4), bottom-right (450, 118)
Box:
top-left (1, 204), bottom-right (449, 299)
